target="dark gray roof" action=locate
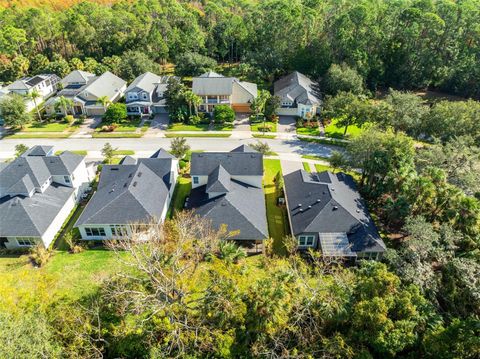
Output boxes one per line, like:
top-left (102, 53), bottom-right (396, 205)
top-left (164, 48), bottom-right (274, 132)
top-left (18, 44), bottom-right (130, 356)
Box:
top-left (190, 151), bottom-right (263, 176)
top-left (75, 156), bottom-right (175, 226)
top-left (274, 71), bottom-right (321, 106)
top-left (6, 174), bottom-right (35, 196)
top-left (120, 156), bottom-right (137, 165)
top-left (188, 180), bottom-right (268, 240)
top-left (22, 146), bottom-right (53, 157)
top-left (284, 170), bottom-right (385, 253)
top-left (206, 165), bottom-right (231, 193)
top-left (230, 144), bottom-right (257, 153)
top-left (151, 148), bottom-right (176, 159)
top-left (192, 72), bottom-right (257, 97)
top-left (0, 183), bottom-right (74, 237)
top-left (125, 72), bottom-right (163, 94)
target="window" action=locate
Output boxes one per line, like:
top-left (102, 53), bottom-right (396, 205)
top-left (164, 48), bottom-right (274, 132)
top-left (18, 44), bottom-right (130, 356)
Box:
top-left (64, 176), bottom-right (70, 183)
top-left (298, 235), bottom-right (315, 247)
top-left (193, 176), bottom-right (199, 184)
top-left (111, 225), bottom-right (128, 237)
top-left (17, 237), bottom-right (36, 246)
top-left (85, 227), bottom-right (106, 237)
top-left (142, 93), bottom-right (148, 100)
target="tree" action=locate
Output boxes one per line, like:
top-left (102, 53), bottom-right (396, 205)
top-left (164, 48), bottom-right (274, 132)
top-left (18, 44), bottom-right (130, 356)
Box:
top-left (14, 144), bottom-right (28, 157)
top-left (328, 150), bottom-right (348, 172)
top-left (216, 241), bottom-right (246, 264)
top-left (174, 52), bottom-right (217, 77)
top-left (27, 88), bottom-right (42, 121)
top-left (250, 141), bottom-right (271, 155)
top-left (274, 170), bottom-right (284, 196)
top-left (0, 95), bottom-right (32, 128)
top-left (170, 137), bottom-right (190, 159)
top-left (322, 92), bottom-right (369, 136)
top-left (183, 90), bottom-right (202, 116)
top-left (69, 57), bottom-right (84, 71)
top-left (264, 95), bottom-right (281, 119)
top-left (321, 63), bottom-right (364, 96)
top-left (96, 96), bottom-right (110, 111)
top-left (118, 50), bottom-right (161, 82)
top-left (164, 77), bottom-right (188, 121)
top-left (54, 96), bottom-right (73, 116)
top-left (101, 142), bottom-right (116, 164)
top-left (102, 103), bottom-right (126, 123)
top-left (213, 104), bottom-right (235, 123)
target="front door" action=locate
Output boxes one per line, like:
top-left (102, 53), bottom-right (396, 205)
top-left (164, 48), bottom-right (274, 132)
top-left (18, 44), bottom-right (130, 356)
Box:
top-left (74, 105), bottom-right (83, 115)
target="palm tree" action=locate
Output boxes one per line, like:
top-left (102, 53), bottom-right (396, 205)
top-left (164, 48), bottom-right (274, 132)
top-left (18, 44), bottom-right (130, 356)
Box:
top-left (27, 89), bottom-right (42, 121)
top-left (55, 96), bottom-right (74, 116)
top-left (184, 90), bottom-right (199, 116)
top-left (192, 93), bottom-right (202, 115)
top-left (217, 241), bottom-right (247, 264)
top-left (96, 95), bottom-right (110, 110)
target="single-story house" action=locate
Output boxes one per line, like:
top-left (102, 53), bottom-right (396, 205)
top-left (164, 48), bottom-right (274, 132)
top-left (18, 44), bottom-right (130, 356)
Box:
top-left (44, 70), bottom-right (127, 117)
top-left (187, 145), bottom-right (268, 246)
top-left (274, 71), bottom-right (321, 119)
top-left (283, 170), bottom-right (386, 260)
top-left (125, 72), bottom-right (177, 115)
top-left (75, 149), bottom-right (178, 240)
top-left (192, 71), bottom-right (257, 113)
top-left (0, 146), bottom-right (94, 249)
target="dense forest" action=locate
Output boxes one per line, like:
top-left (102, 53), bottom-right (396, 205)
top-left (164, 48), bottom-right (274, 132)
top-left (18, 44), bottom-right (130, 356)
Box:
top-left (1, 0), bottom-right (480, 97)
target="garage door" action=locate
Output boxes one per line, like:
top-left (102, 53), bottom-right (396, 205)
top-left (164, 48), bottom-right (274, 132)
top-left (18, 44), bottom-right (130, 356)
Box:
top-left (86, 107), bottom-right (106, 116)
top-left (232, 104), bottom-right (252, 113)
top-left (153, 106), bottom-right (167, 114)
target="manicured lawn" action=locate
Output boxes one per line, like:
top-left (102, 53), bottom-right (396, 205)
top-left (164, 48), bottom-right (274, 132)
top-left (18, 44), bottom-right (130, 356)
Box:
top-left (165, 133), bottom-right (231, 138)
top-left (6, 133), bottom-right (72, 139)
top-left (296, 126), bottom-right (320, 136)
top-left (22, 121), bottom-right (77, 132)
top-left (324, 118), bottom-right (364, 139)
top-left (0, 250), bottom-right (122, 301)
top-left (167, 123), bottom-right (234, 132)
top-left (55, 150), bottom-right (88, 156)
top-left (92, 132), bottom-right (142, 138)
top-left (252, 134), bottom-right (276, 139)
top-left (97, 117), bottom-right (142, 132)
top-left (112, 150), bottom-right (135, 155)
top-left (167, 177), bottom-right (191, 218)
top-left (302, 154), bottom-right (329, 161)
top-left (314, 164), bottom-right (333, 172)
top-left (250, 121), bottom-right (277, 133)
top-left (263, 159), bottom-right (288, 255)
top-left (303, 162), bottom-right (311, 172)
top-left (298, 136), bottom-right (347, 148)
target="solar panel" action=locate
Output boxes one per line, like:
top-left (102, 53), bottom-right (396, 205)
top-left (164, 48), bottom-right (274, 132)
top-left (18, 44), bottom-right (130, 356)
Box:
top-left (319, 232), bottom-right (356, 257)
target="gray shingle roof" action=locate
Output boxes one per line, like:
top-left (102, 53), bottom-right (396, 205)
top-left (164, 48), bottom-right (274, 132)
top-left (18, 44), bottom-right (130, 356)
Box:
top-left (206, 165), bottom-right (231, 193)
top-left (75, 156), bottom-right (175, 226)
top-left (191, 151), bottom-right (263, 176)
top-left (151, 148), bottom-right (176, 159)
top-left (22, 145), bottom-right (53, 157)
top-left (125, 72), bottom-right (163, 94)
top-left (78, 71), bottom-right (126, 101)
top-left (284, 170), bottom-right (385, 253)
top-left (0, 183), bottom-right (74, 237)
top-left (274, 71), bottom-right (321, 106)
top-left (6, 174), bottom-right (35, 196)
top-left (230, 144), bottom-right (257, 153)
top-left (192, 72), bottom-right (257, 98)
top-left (61, 70), bottom-right (95, 85)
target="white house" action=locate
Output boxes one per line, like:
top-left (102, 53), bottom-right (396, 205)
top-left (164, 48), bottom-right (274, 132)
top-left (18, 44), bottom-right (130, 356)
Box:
top-left (274, 71), bottom-right (321, 118)
top-left (0, 146), bottom-right (94, 249)
top-left (125, 72), bottom-right (177, 115)
top-left (6, 74), bottom-right (60, 112)
top-left (75, 149), bottom-right (178, 240)
top-left (44, 70), bottom-right (127, 117)
top-left (192, 71), bottom-right (257, 113)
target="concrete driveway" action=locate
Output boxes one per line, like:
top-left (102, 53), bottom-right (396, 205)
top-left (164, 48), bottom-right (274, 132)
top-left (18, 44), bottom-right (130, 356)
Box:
top-left (233, 113), bottom-right (251, 132)
top-left (277, 115), bottom-right (296, 133)
top-left (145, 113), bottom-right (170, 135)
top-left (281, 160), bottom-right (305, 175)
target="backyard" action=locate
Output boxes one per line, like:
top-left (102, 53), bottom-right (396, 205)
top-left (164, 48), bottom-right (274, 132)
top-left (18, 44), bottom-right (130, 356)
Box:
top-left (167, 176), bottom-right (192, 218)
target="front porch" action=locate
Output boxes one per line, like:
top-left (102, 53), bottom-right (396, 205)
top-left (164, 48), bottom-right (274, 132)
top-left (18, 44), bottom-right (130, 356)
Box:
top-left (127, 103), bottom-right (152, 116)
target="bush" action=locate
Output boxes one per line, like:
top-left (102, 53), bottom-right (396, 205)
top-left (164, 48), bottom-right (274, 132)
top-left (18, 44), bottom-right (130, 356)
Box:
top-left (199, 112), bottom-right (210, 124)
top-left (296, 119), bottom-right (304, 128)
top-left (29, 245), bottom-right (52, 267)
top-left (103, 103), bottom-right (127, 123)
top-left (179, 160), bottom-right (187, 169)
top-left (257, 124), bottom-right (273, 132)
top-left (213, 105), bottom-right (235, 123)
top-left (64, 115), bottom-right (75, 125)
top-left (270, 115), bottom-right (279, 123)
top-left (188, 115), bottom-right (202, 125)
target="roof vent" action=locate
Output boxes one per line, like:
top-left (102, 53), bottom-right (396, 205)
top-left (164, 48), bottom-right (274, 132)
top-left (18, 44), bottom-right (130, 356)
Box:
top-left (356, 209), bottom-right (360, 213)
top-left (333, 206), bottom-right (338, 211)
top-left (299, 208), bottom-right (303, 212)
top-left (123, 183), bottom-right (127, 188)
top-left (316, 199), bottom-right (321, 202)
top-left (111, 168), bottom-right (119, 171)
top-left (133, 181), bottom-right (137, 187)
top-left (298, 203), bottom-right (302, 207)
top-left (137, 172), bottom-right (142, 177)
top-left (308, 205), bottom-right (312, 209)
top-left (128, 173), bottom-right (133, 178)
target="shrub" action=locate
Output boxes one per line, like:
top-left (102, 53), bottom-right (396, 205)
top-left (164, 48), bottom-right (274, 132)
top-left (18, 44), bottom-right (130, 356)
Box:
top-left (257, 124), bottom-right (273, 132)
top-left (188, 115), bottom-right (202, 125)
top-left (213, 105), bottom-right (235, 124)
top-left (296, 119), bottom-right (304, 128)
top-left (103, 103), bottom-right (127, 123)
top-left (199, 112), bottom-right (210, 124)
top-left (179, 160), bottom-right (187, 169)
top-left (29, 245), bottom-right (52, 267)
top-left (64, 232), bottom-right (84, 254)
top-left (271, 115), bottom-right (279, 123)
top-left (64, 115), bottom-right (75, 125)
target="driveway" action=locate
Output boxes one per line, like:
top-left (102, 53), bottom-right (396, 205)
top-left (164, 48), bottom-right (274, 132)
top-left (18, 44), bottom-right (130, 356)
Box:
top-left (233, 113), bottom-right (251, 132)
top-left (277, 115), bottom-right (296, 133)
top-left (75, 116), bottom-right (102, 135)
top-left (281, 159), bottom-right (304, 175)
top-left (145, 113), bottom-right (170, 135)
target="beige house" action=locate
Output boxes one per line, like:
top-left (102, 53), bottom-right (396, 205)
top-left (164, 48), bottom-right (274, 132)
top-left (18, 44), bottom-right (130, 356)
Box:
top-left (192, 72), bottom-right (257, 113)
top-left (44, 70), bottom-right (127, 117)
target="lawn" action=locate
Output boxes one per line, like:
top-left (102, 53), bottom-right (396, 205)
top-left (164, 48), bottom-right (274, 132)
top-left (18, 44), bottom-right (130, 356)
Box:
top-left (165, 133), bottom-right (231, 138)
top-left (22, 121), bottom-right (77, 132)
top-left (263, 159), bottom-right (289, 255)
top-left (302, 154), bottom-right (329, 161)
top-left (252, 134), bottom-right (276, 139)
top-left (303, 162), bottom-right (311, 172)
top-left (167, 177), bottom-right (191, 218)
top-left (296, 126), bottom-right (321, 136)
top-left (167, 123), bottom-right (234, 132)
top-left (92, 132), bottom-right (142, 138)
top-left (6, 133), bottom-right (72, 139)
top-left (324, 118), bottom-right (364, 139)
top-left (55, 150), bottom-right (88, 156)
top-left (97, 117), bottom-right (142, 132)
top-left (112, 150), bottom-right (135, 155)
top-left (298, 136), bottom-right (347, 148)
top-left (250, 121), bottom-right (277, 133)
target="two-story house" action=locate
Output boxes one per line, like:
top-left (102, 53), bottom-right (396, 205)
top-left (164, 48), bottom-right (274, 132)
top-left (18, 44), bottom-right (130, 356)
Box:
top-left (187, 145), bottom-right (268, 249)
top-left (274, 71), bottom-right (321, 118)
top-left (283, 170), bottom-right (386, 261)
top-left (125, 72), bottom-right (176, 116)
top-left (0, 146), bottom-right (94, 249)
top-left (6, 74), bottom-right (60, 112)
top-left (192, 72), bottom-right (257, 113)
top-left (75, 149), bottom-right (178, 241)
top-left (44, 70), bottom-right (127, 117)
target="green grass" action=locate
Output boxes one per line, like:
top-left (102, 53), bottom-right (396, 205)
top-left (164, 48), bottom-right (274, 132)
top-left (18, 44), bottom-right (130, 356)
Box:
top-left (167, 177), bottom-right (191, 218)
top-left (324, 118), bottom-right (364, 139)
top-left (165, 133), bottom-right (231, 138)
top-left (97, 117), bottom-right (142, 132)
top-left (303, 162), bottom-right (311, 172)
top-left (167, 123), bottom-right (234, 132)
top-left (296, 126), bottom-right (320, 136)
top-left (55, 150), bottom-right (88, 156)
top-left (252, 134), bottom-right (276, 139)
top-left (92, 132), bottom-right (142, 138)
top-left (22, 121), bottom-right (77, 132)
top-left (250, 121), bottom-right (277, 133)
top-left (53, 203), bottom-right (85, 250)
top-left (301, 154), bottom-right (329, 161)
top-left (6, 133), bottom-right (72, 139)
top-left (263, 159), bottom-right (288, 255)
top-left (112, 150), bottom-right (134, 155)
top-left (298, 136), bottom-right (347, 148)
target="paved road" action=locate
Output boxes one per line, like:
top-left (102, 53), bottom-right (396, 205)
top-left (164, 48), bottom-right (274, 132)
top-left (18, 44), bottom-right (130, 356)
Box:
top-left (0, 136), bottom-right (336, 160)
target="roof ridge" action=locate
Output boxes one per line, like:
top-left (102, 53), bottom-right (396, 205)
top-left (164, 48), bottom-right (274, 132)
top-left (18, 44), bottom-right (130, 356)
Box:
top-left (224, 191), bottom-right (267, 237)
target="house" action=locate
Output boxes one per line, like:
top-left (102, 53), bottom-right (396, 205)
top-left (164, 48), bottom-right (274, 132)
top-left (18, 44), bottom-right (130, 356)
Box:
top-left (6, 74), bottom-right (60, 112)
top-left (125, 72), bottom-right (177, 115)
top-left (44, 70), bottom-right (127, 117)
top-left (75, 149), bottom-right (178, 240)
top-left (0, 146), bottom-right (94, 249)
top-left (283, 170), bottom-right (386, 260)
top-left (274, 71), bottom-right (321, 119)
top-left (192, 71), bottom-right (257, 113)
top-left (187, 145), bottom-right (268, 246)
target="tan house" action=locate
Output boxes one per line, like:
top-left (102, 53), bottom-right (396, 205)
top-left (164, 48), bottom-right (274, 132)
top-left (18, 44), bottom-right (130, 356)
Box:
top-left (192, 72), bottom-right (257, 113)
top-left (45, 70), bottom-right (127, 117)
